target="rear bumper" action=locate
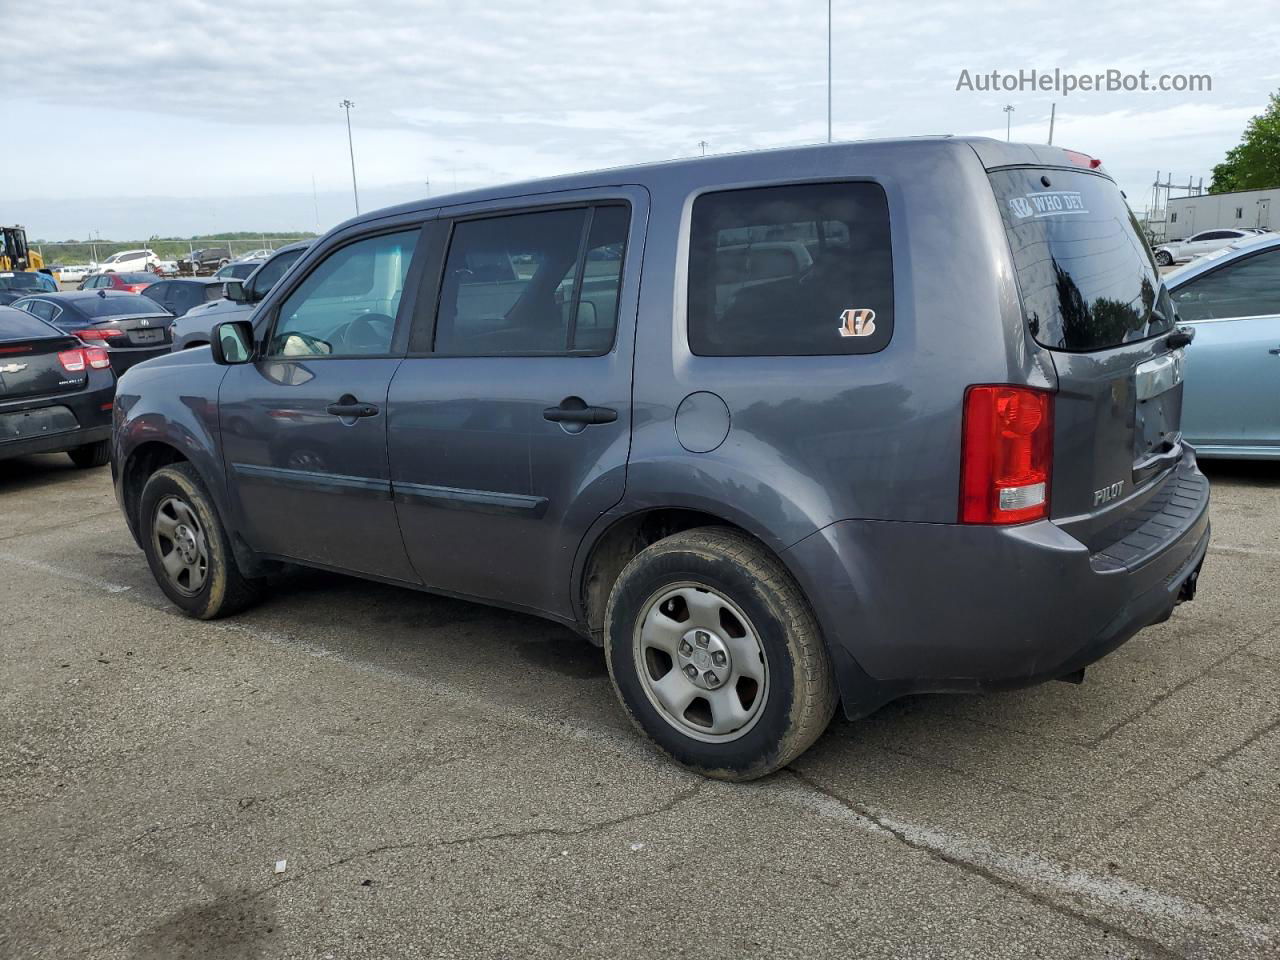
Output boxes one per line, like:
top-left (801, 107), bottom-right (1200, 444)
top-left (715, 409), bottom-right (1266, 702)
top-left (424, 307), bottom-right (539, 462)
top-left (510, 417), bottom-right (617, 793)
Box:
top-left (108, 346), bottom-right (170, 376)
top-left (784, 452), bottom-right (1210, 719)
top-left (0, 379), bottom-right (115, 461)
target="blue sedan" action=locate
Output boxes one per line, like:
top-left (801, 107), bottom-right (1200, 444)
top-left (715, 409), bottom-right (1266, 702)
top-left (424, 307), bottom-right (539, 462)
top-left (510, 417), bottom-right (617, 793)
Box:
top-left (1168, 232), bottom-right (1280, 459)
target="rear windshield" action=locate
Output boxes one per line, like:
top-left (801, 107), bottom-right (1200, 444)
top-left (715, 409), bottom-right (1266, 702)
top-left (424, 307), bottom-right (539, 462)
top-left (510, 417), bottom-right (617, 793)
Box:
top-left (0, 308), bottom-right (59, 341)
top-left (0, 272), bottom-right (45, 291)
top-left (116, 272), bottom-right (156, 283)
top-left (78, 295), bottom-right (170, 319)
top-left (989, 169), bottom-right (1174, 351)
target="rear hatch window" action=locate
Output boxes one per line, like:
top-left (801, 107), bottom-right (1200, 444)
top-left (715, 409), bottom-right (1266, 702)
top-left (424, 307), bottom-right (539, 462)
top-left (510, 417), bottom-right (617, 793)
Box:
top-left (989, 169), bottom-right (1174, 351)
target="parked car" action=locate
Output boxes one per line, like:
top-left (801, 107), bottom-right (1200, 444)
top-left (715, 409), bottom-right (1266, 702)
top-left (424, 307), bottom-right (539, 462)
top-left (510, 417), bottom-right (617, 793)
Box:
top-left (155, 259), bottom-right (179, 276)
top-left (213, 259), bottom-right (262, 281)
top-left (79, 271), bottom-right (158, 294)
top-left (56, 264), bottom-right (93, 283)
top-left (0, 304), bottom-right (115, 467)
top-left (171, 240), bottom-right (311, 349)
top-left (95, 249), bottom-right (160, 273)
top-left (113, 139), bottom-right (1209, 780)
top-left (179, 248), bottom-right (231, 274)
top-left (1154, 229), bottom-right (1256, 266)
top-left (141, 277), bottom-right (226, 318)
top-left (1167, 231), bottom-right (1280, 458)
top-left (0, 271), bottom-right (55, 305)
top-left (234, 248), bottom-right (276, 261)
top-left (12, 291), bottom-right (174, 376)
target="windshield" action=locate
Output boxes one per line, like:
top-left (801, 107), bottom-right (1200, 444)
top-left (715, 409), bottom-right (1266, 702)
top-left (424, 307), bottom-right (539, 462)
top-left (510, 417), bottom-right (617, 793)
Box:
top-left (78, 295), bottom-right (170, 319)
top-left (989, 168), bottom-right (1175, 352)
top-left (0, 272), bottom-right (45, 291)
top-left (251, 248), bottom-right (304, 291)
top-left (116, 273), bottom-right (156, 283)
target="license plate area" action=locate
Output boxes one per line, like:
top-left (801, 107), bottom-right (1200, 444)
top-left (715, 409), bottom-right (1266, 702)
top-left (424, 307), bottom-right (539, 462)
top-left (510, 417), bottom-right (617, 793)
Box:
top-left (1134, 350), bottom-right (1184, 465)
top-left (129, 329), bottom-right (165, 345)
top-left (0, 405), bottom-right (78, 440)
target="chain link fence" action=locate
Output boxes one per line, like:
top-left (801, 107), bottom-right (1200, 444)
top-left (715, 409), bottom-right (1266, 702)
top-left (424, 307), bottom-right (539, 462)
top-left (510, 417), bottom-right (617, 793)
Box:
top-left (33, 237), bottom-right (315, 277)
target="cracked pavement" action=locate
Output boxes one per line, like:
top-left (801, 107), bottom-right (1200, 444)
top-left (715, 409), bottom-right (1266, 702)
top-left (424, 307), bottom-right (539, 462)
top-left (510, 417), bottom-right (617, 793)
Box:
top-left (1, 455), bottom-right (1278, 959)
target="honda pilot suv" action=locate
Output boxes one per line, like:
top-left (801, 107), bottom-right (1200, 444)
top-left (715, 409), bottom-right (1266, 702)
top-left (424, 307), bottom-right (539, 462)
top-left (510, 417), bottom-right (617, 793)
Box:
top-left (111, 138), bottom-right (1209, 780)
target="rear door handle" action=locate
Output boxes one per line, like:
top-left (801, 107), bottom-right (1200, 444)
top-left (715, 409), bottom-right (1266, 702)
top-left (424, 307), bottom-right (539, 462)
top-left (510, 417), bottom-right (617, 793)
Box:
top-left (326, 398), bottom-right (379, 419)
top-left (543, 399), bottom-right (618, 425)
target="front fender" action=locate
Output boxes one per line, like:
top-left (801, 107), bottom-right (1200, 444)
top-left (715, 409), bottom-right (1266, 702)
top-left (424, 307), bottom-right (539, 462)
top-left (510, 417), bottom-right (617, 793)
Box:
top-left (112, 352), bottom-right (229, 542)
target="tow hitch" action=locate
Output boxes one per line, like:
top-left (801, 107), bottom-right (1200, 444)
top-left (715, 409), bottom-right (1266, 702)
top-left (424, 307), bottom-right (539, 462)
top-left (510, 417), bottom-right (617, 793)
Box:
top-left (1178, 565), bottom-right (1201, 604)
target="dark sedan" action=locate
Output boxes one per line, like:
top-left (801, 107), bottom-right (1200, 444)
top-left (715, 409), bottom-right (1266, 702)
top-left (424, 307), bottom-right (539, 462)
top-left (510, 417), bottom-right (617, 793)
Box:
top-left (141, 277), bottom-right (226, 318)
top-left (0, 304), bottom-right (116, 467)
top-left (11, 291), bottom-right (174, 376)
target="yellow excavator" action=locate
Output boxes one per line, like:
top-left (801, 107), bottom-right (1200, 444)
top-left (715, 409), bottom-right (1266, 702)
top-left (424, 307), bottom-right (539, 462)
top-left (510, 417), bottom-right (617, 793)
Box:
top-left (0, 225), bottom-right (48, 273)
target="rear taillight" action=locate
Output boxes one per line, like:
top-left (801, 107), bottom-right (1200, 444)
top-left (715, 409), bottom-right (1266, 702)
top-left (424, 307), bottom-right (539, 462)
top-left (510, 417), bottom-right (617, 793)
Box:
top-left (58, 349), bottom-right (87, 372)
top-left (83, 346), bottom-right (111, 369)
top-left (74, 328), bottom-right (125, 341)
top-left (960, 385), bottom-right (1053, 525)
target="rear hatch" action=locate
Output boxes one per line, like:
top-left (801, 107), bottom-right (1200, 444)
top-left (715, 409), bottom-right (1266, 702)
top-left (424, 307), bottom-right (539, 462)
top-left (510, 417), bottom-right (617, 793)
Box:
top-left (988, 164), bottom-right (1196, 555)
top-left (0, 311), bottom-right (89, 402)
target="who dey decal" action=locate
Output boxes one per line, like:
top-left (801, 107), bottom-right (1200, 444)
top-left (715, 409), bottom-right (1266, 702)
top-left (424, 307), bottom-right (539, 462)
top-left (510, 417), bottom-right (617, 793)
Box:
top-left (1009, 191), bottom-right (1088, 219)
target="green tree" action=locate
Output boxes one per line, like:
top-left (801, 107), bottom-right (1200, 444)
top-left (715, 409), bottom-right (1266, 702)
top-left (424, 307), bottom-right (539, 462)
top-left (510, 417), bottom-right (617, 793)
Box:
top-left (1210, 92), bottom-right (1280, 193)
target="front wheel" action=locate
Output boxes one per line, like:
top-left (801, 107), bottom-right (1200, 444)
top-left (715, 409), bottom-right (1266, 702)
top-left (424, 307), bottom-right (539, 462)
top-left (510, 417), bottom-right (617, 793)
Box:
top-left (604, 527), bottom-right (836, 781)
top-left (67, 439), bottom-right (110, 468)
top-left (1155, 249), bottom-right (1174, 266)
top-left (138, 463), bottom-right (259, 619)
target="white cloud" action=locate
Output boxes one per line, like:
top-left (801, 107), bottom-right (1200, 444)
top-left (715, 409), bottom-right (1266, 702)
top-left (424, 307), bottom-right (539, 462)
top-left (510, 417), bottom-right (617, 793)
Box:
top-left (2, 0), bottom-right (1277, 235)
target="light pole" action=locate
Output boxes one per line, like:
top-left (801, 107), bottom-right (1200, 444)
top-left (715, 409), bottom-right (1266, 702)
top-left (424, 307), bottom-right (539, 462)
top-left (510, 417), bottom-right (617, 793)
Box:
top-left (340, 99), bottom-right (360, 215)
top-left (1003, 104), bottom-right (1015, 141)
top-left (827, 0), bottom-right (833, 143)
top-left (698, 140), bottom-right (708, 157)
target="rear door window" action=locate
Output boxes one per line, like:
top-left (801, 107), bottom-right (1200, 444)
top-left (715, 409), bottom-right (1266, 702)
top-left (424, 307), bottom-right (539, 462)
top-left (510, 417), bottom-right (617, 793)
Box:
top-left (687, 182), bottom-right (893, 356)
top-left (433, 203), bottom-right (629, 356)
top-left (989, 168), bottom-right (1174, 352)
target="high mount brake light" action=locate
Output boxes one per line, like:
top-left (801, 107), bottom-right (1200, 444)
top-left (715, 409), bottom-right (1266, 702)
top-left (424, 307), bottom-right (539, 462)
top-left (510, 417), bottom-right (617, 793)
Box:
top-left (1064, 149), bottom-right (1103, 169)
top-left (960, 385), bottom-right (1053, 525)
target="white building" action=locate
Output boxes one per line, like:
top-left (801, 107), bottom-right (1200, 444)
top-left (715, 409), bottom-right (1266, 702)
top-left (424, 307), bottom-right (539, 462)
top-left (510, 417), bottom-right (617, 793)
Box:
top-left (1166, 187), bottom-right (1276, 240)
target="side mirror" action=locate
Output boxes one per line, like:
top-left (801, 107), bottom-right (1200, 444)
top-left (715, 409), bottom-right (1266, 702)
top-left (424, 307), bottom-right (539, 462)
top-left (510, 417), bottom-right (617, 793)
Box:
top-left (223, 279), bottom-right (246, 302)
top-left (211, 320), bottom-right (255, 365)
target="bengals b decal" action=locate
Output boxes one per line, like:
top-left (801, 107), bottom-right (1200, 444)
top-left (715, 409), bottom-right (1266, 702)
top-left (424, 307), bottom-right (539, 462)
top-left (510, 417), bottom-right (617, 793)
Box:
top-left (838, 308), bottom-right (876, 338)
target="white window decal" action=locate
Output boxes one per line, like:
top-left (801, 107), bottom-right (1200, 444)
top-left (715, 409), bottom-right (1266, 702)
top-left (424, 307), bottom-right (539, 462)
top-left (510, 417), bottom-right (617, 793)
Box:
top-left (1009, 191), bottom-right (1088, 219)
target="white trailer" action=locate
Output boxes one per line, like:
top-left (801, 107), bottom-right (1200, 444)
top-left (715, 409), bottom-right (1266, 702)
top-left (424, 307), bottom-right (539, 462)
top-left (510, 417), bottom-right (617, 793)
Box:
top-left (1166, 187), bottom-right (1276, 240)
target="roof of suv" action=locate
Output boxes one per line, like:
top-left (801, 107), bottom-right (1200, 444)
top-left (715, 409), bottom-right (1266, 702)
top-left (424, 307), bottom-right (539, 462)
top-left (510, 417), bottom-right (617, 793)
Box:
top-left (330, 137), bottom-right (1106, 231)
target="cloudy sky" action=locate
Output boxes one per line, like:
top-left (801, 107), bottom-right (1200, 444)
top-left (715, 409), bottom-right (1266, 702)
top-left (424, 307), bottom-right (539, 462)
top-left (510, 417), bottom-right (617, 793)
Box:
top-left (5, 0), bottom-right (1278, 241)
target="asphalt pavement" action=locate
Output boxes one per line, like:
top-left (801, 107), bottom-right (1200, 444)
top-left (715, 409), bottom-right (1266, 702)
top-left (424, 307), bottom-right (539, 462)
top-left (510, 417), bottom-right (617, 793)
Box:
top-left (1, 454), bottom-right (1277, 959)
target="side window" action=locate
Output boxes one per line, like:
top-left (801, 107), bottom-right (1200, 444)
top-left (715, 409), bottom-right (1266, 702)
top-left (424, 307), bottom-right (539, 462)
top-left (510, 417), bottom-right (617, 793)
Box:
top-left (250, 249), bottom-right (302, 298)
top-left (269, 230), bottom-right (418, 358)
top-left (1173, 249), bottom-right (1280, 322)
top-left (433, 203), bottom-right (628, 356)
top-left (25, 300), bottom-right (55, 321)
top-left (688, 182), bottom-right (893, 356)
top-left (144, 282), bottom-right (169, 306)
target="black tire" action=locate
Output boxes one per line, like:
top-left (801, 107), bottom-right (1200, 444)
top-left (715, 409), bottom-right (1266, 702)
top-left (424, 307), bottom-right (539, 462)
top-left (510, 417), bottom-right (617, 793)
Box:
top-left (67, 439), bottom-right (110, 469)
top-left (1156, 249), bottom-right (1174, 266)
top-left (604, 527), bottom-right (837, 781)
top-left (138, 463), bottom-right (259, 619)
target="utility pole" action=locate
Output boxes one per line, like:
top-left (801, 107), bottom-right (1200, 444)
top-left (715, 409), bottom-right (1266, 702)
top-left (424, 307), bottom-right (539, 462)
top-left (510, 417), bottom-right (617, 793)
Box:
top-left (1047, 102), bottom-right (1056, 145)
top-left (698, 140), bottom-right (708, 157)
top-left (826, 0), bottom-right (833, 143)
top-left (1003, 104), bottom-right (1015, 141)
top-left (311, 174), bottom-right (321, 232)
top-left (340, 99), bottom-right (360, 215)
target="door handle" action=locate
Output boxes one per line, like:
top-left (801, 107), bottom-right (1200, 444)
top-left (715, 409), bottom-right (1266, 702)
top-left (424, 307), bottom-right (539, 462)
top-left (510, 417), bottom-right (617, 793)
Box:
top-left (326, 399), bottom-right (379, 419)
top-left (543, 398), bottom-right (618, 425)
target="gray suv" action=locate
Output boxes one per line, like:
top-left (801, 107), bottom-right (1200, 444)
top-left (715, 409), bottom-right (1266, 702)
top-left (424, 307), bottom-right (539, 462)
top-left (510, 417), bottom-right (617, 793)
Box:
top-left (112, 138), bottom-right (1209, 780)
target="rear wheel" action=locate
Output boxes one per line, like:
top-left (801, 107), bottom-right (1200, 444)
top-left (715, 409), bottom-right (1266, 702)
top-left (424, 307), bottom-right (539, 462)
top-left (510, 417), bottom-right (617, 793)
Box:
top-left (604, 527), bottom-right (836, 781)
top-left (67, 439), bottom-right (110, 468)
top-left (139, 463), bottom-right (259, 619)
top-left (1155, 249), bottom-right (1174, 266)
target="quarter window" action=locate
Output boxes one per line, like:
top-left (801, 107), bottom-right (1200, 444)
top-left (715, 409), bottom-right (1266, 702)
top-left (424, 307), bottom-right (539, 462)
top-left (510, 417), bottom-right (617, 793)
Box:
top-left (269, 230), bottom-right (418, 358)
top-left (1173, 249), bottom-right (1280, 321)
top-left (433, 203), bottom-right (629, 356)
top-left (687, 182), bottom-right (893, 356)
